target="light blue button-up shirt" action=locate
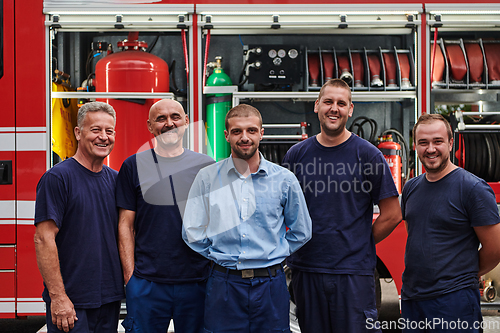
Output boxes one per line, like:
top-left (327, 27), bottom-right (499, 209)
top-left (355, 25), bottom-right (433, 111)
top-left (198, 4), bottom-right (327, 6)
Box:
top-left (182, 154), bottom-right (312, 270)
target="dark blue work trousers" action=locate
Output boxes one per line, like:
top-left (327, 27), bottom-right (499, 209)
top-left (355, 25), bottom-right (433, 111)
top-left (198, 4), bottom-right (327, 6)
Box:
top-left (204, 267), bottom-right (290, 333)
top-left (122, 274), bottom-right (206, 333)
top-left (45, 300), bottom-right (120, 333)
top-left (291, 270), bottom-right (380, 333)
top-left (401, 288), bottom-right (483, 332)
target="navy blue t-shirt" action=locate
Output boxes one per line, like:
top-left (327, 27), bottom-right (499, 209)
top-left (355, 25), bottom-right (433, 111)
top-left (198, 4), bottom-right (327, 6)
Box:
top-left (283, 134), bottom-right (398, 275)
top-left (401, 168), bottom-right (500, 300)
top-left (34, 158), bottom-right (125, 308)
top-left (116, 149), bottom-right (214, 283)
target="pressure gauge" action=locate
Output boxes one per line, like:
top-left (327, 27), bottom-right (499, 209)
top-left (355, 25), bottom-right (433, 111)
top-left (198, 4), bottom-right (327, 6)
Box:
top-left (288, 48), bottom-right (299, 59)
top-left (268, 49), bottom-right (277, 58)
top-left (278, 49), bottom-right (286, 58)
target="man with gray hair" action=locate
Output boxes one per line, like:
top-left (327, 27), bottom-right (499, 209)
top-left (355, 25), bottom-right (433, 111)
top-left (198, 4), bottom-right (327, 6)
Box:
top-left (34, 102), bottom-right (124, 332)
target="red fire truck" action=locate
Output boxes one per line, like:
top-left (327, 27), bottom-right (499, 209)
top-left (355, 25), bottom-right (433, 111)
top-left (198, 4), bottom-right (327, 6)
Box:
top-left (1, 0), bottom-right (500, 319)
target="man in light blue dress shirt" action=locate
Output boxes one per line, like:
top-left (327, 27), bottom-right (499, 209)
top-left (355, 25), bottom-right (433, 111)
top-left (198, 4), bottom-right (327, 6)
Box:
top-left (183, 104), bottom-right (312, 333)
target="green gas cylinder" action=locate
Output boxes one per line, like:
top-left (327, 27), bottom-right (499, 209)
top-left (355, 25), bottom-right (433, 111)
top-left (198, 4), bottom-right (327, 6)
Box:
top-left (206, 56), bottom-right (233, 161)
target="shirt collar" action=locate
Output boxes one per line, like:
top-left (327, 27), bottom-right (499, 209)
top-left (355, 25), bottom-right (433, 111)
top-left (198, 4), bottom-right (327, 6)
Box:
top-left (226, 152), bottom-right (269, 177)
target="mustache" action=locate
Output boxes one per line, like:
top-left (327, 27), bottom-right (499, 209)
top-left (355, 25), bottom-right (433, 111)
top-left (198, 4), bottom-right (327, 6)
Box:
top-left (160, 128), bottom-right (178, 134)
top-left (237, 141), bottom-right (254, 145)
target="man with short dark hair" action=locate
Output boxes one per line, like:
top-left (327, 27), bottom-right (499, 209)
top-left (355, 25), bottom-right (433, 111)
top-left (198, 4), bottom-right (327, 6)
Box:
top-left (282, 79), bottom-right (402, 332)
top-left (183, 104), bottom-right (312, 333)
top-left (117, 99), bottom-right (214, 333)
top-left (401, 113), bottom-right (500, 332)
top-left (34, 101), bottom-right (124, 333)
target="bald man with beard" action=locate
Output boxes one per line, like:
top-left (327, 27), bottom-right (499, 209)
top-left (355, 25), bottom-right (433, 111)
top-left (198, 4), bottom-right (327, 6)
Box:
top-left (116, 99), bottom-right (214, 333)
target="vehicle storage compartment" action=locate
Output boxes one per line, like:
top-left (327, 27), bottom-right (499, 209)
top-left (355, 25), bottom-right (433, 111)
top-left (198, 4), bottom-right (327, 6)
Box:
top-left (199, 5), bottom-right (420, 182)
top-left (0, 224), bottom-right (15, 244)
top-left (428, 8), bottom-right (500, 183)
top-left (0, 246), bottom-right (15, 269)
top-left (0, 271), bottom-right (15, 318)
top-left (45, 7), bottom-right (190, 168)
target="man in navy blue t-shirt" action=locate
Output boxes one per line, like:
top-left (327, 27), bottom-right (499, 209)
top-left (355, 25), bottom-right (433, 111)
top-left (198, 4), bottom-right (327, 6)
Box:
top-left (117, 99), bottom-right (214, 333)
top-left (34, 102), bottom-right (124, 333)
top-left (282, 79), bottom-right (402, 332)
top-left (401, 114), bottom-right (500, 332)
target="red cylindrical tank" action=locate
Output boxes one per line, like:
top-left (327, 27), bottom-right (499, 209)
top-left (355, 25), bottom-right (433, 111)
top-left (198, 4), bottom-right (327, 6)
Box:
top-left (378, 136), bottom-right (402, 194)
top-left (95, 32), bottom-right (169, 170)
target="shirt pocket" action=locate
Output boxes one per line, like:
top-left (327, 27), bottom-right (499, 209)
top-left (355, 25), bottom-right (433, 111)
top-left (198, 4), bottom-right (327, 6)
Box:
top-left (255, 196), bottom-right (283, 229)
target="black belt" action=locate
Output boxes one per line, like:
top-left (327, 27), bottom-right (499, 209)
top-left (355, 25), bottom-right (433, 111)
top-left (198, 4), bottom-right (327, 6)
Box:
top-left (213, 263), bottom-right (282, 279)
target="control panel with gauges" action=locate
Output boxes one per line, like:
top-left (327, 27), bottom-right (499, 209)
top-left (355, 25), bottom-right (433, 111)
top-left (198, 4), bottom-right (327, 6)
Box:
top-left (244, 44), bottom-right (303, 86)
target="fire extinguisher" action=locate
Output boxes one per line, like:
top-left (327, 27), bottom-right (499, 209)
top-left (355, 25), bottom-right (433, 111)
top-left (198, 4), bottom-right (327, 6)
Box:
top-left (94, 32), bottom-right (169, 170)
top-left (206, 56), bottom-right (233, 161)
top-left (377, 135), bottom-right (402, 194)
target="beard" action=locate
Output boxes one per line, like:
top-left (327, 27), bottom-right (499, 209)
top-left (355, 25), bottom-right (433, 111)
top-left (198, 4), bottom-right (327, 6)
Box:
top-left (320, 114), bottom-right (348, 137)
top-left (232, 142), bottom-right (259, 160)
top-left (421, 153), bottom-right (449, 174)
top-left (157, 128), bottom-right (182, 146)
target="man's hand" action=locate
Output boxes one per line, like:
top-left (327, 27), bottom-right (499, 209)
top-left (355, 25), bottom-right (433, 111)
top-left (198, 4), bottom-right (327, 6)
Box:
top-left (475, 223), bottom-right (500, 276)
top-left (119, 208), bottom-right (136, 286)
top-left (124, 271), bottom-right (133, 286)
top-left (372, 196), bottom-right (402, 244)
top-left (35, 220), bottom-right (78, 332)
top-left (50, 293), bottom-right (78, 332)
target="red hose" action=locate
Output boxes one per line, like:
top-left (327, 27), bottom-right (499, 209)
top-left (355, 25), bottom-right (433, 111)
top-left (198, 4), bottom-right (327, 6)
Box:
top-left (322, 53), bottom-right (334, 81)
top-left (337, 55), bottom-right (352, 85)
top-left (483, 43), bottom-right (500, 82)
top-left (432, 44), bottom-right (445, 83)
top-left (431, 28), bottom-right (438, 88)
top-left (446, 44), bottom-right (467, 82)
top-left (128, 31), bottom-right (139, 42)
top-left (383, 53), bottom-right (397, 87)
top-left (368, 54), bottom-right (382, 87)
top-left (182, 29), bottom-right (189, 82)
top-left (351, 53), bottom-right (364, 87)
top-left (464, 43), bottom-right (484, 83)
top-left (308, 54), bottom-right (320, 86)
top-left (398, 53), bottom-right (411, 87)
top-left (203, 29), bottom-right (211, 88)
top-left (337, 55), bottom-right (350, 78)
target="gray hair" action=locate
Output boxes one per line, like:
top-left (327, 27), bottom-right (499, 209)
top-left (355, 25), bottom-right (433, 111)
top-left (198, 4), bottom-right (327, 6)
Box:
top-left (77, 102), bottom-right (116, 128)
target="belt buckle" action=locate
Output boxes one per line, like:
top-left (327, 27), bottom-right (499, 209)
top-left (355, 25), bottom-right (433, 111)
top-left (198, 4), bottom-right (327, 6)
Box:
top-left (242, 269), bottom-right (254, 279)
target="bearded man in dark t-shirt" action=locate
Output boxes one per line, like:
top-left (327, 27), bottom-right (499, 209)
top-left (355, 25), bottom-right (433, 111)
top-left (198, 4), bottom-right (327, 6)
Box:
top-left (117, 99), bottom-right (214, 333)
top-left (401, 113), bottom-right (500, 332)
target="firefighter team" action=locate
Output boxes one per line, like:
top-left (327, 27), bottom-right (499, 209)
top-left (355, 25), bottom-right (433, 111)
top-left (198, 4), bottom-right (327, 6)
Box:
top-left (34, 79), bottom-right (500, 333)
